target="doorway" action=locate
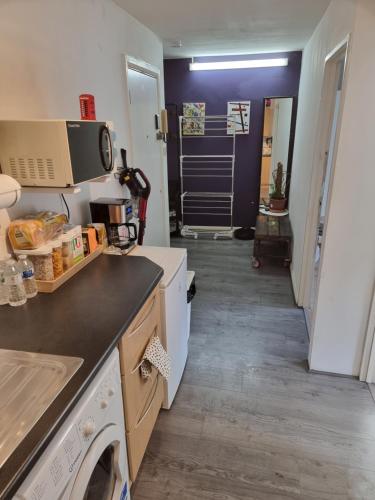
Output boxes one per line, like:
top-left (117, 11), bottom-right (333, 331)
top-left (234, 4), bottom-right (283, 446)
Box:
top-left (302, 40), bottom-right (349, 342)
top-left (125, 57), bottom-right (169, 247)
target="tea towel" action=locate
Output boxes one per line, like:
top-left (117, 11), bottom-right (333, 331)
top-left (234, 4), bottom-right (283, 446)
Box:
top-left (140, 336), bottom-right (171, 380)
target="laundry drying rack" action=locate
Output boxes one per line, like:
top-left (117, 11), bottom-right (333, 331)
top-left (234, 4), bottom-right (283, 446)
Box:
top-left (179, 114), bottom-right (236, 239)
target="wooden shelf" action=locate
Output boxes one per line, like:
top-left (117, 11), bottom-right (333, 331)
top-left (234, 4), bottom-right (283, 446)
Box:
top-left (36, 245), bottom-right (103, 293)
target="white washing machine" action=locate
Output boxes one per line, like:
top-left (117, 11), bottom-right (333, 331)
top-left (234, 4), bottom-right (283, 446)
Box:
top-left (14, 348), bottom-right (130, 500)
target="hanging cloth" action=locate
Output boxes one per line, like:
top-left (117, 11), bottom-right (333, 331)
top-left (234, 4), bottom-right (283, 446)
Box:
top-left (140, 336), bottom-right (171, 380)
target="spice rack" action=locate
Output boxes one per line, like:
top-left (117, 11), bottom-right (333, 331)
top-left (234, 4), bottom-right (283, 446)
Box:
top-left (36, 245), bottom-right (103, 293)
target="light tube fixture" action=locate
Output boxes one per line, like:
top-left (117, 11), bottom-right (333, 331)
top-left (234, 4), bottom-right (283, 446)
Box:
top-left (189, 58), bottom-right (288, 71)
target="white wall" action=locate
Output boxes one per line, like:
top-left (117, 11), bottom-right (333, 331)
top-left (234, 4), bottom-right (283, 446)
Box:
top-left (0, 0), bottom-right (165, 227)
top-left (288, 0), bottom-right (356, 304)
top-left (310, 0), bottom-right (375, 375)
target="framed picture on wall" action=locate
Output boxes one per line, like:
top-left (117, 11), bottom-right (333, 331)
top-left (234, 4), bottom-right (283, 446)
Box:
top-left (227, 101), bottom-right (251, 134)
top-left (182, 102), bottom-right (206, 135)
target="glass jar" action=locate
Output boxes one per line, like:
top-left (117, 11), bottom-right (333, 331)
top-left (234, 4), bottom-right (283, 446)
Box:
top-left (29, 250), bottom-right (54, 281)
top-left (52, 241), bottom-right (63, 279)
top-left (61, 234), bottom-right (73, 271)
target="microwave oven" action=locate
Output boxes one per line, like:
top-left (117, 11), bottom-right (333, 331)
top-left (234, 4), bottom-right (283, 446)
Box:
top-left (0, 120), bottom-right (113, 187)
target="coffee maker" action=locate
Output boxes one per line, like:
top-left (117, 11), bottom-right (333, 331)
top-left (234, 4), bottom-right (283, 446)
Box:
top-left (90, 198), bottom-right (137, 252)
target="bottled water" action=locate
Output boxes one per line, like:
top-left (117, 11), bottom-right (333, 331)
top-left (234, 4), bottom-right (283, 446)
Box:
top-left (0, 258), bottom-right (9, 305)
top-left (18, 255), bottom-right (38, 299)
top-left (4, 258), bottom-right (27, 307)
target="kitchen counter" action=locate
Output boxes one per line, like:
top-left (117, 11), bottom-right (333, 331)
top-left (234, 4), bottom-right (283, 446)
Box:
top-left (0, 254), bottom-right (163, 499)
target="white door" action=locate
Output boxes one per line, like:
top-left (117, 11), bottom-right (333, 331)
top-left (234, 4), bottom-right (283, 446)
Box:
top-left (127, 68), bottom-right (169, 247)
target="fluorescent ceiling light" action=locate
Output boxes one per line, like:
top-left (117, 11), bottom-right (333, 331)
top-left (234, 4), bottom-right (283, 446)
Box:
top-left (189, 58), bottom-right (288, 71)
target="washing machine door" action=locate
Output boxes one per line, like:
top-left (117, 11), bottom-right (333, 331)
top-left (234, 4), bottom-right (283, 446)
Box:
top-left (69, 424), bottom-right (129, 500)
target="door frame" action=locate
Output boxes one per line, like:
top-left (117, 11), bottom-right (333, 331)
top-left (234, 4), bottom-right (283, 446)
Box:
top-left (299, 37), bottom-right (350, 342)
top-left (360, 285), bottom-right (375, 382)
top-left (123, 55), bottom-right (170, 246)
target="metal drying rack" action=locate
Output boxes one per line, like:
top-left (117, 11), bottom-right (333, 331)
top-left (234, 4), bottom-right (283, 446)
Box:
top-left (179, 115), bottom-right (236, 239)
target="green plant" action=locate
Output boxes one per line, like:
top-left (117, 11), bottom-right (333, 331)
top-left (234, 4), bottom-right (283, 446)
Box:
top-left (270, 162), bottom-right (286, 200)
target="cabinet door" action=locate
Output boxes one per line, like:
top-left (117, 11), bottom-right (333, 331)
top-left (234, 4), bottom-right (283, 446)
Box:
top-left (119, 286), bottom-right (161, 374)
top-left (121, 324), bottom-right (161, 431)
top-left (126, 374), bottom-right (164, 481)
top-left (119, 286), bottom-right (162, 430)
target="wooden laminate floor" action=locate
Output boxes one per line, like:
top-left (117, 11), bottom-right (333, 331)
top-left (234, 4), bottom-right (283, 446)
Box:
top-left (132, 238), bottom-right (375, 500)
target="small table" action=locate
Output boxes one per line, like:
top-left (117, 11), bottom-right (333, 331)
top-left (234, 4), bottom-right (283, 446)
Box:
top-left (252, 215), bottom-right (292, 268)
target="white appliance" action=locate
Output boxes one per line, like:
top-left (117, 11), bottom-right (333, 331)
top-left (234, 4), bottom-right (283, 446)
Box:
top-left (0, 120), bottom-right (113, 187)
top-left (14, 348), bottom-right (130, 500)
top-left (186, 270), bottom-right (196, 340)
top-left (129, 246), bottom-right (189, 409)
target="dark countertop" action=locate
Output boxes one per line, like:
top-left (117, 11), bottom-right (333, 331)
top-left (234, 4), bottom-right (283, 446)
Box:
top-left (0, 254), bottom-right (163, 499)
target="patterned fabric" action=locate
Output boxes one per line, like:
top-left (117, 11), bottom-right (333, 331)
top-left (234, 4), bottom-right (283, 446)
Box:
top-left (140, 336), bottom-right (171, 380)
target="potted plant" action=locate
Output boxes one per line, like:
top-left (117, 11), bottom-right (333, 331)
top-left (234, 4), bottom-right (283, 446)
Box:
top-left (269, 162), bottom-right (287, 212)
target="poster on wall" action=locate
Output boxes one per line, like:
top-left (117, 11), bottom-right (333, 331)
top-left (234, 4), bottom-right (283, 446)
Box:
top-left (182, 102), bottom-right (206, 135)
top-left (227, 101), bottom-right (251, 135)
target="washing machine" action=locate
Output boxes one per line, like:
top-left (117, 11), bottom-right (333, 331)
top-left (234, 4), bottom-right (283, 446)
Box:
top-left (14, 348), bottom-right (130, 500)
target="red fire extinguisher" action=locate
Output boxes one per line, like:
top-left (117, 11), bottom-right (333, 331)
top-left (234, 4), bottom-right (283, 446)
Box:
top-left (79, 94), bottom-right (96, 120)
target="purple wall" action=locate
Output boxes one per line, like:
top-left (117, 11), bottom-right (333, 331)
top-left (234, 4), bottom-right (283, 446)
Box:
top-left (164, 51), bottom-right (302, 227)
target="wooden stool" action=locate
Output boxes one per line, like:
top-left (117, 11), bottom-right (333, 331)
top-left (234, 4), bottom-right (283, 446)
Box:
top-left (252, 215), bottom-right (292, 268)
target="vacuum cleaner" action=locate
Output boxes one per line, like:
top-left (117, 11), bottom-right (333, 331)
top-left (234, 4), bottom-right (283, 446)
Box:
top-left (117, 149), bottom-right (151, 245)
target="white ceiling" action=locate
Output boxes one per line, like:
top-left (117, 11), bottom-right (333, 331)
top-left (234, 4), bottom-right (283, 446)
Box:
top-left (115, 0), bottom-right (330, 58)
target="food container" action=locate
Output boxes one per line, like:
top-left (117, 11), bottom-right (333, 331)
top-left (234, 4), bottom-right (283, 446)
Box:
top-left (88, 223), bottom-right (108, 248)
top-left (61, 234), bottom-right (74, 271)
top-left (14, 245), bottom-right (54, 281)
top-left (51, 240), bottom-right (63, 279)
top-left (62, 225), bottom-right (84, 265)
top-left (8, 212), bottom-right (67, 250)
top-left (82, 227), bottom-right (98, 256)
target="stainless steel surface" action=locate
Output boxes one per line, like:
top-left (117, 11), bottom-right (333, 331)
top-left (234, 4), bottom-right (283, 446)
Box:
top-left (0, 350), bottom-right (83, 468)
top-left (109, 204), bottom-right (126, 224)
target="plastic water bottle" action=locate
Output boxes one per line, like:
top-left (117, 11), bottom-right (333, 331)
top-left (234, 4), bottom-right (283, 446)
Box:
top-left (0, 258), bottom-right (9, 305)
top-left (18, 255), bottom-right (38, 299)
top-left (4, 258), bottom-right (27, 307)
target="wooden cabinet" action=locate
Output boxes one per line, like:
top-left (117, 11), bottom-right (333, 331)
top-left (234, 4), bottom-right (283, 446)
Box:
top-left (118, 284), bottom-right (163, 482)
top-left (126, 373), bottom-right (164, 480)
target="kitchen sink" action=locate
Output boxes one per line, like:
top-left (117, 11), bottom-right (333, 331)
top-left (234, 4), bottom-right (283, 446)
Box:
top-left (0, 349), bottom-right (83, 468)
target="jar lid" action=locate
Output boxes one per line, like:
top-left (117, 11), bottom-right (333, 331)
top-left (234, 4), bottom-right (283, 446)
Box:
top-left (18, 255), bottom-right (27, 260)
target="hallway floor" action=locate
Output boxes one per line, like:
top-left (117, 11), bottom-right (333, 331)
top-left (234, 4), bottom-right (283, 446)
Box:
top-left (132, 238), bottom-right (375, 500)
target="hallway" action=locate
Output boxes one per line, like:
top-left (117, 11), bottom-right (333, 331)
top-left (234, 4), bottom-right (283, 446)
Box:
top-left (132, 239), bottom-right (375, 499)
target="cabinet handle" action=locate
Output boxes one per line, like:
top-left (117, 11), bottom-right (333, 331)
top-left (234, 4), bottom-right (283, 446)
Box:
top-left (135, 376), bottom-right (160, 429)
top-left (129, 296), bottom-right (156, 337)
top-left (130, 328), bottom-right (158, 375)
